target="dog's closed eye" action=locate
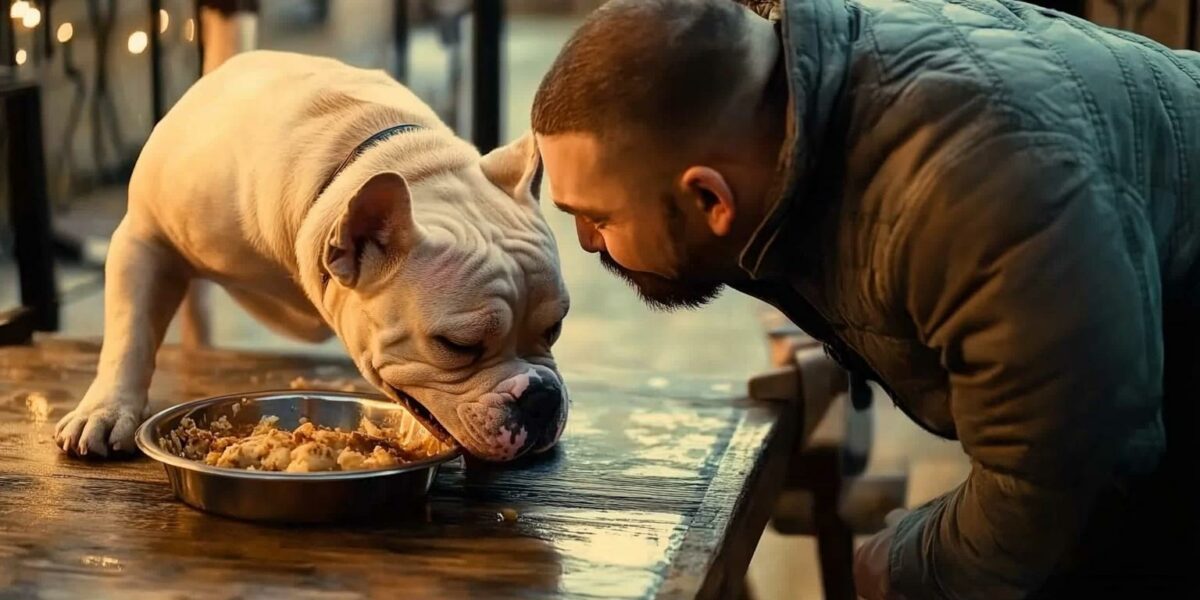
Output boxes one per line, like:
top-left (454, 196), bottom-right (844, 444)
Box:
top-left (433, 336), bottom-right (485, 361)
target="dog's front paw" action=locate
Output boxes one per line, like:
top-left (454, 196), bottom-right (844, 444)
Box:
top-left (54, 395), bottom-right (147, 458)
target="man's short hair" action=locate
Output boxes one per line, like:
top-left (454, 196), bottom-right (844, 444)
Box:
top-left (531, 0), bottom-right (750, 146)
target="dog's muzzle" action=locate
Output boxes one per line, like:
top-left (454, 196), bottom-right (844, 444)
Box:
top-left (455, 365), bottom-right (568, 461)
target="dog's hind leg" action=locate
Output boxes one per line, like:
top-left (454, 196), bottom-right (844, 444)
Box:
top-left (54, 218), bottom-right (190, 457)
top-left (179, 280), bottom-right (212, 349)
top-left (225, 287), bottom-right (333, 344)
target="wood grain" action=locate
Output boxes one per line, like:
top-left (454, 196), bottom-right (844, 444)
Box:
top-left (0, 338), bottom-right (793, 599)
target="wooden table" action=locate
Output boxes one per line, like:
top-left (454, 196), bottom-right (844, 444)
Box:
top-left (0, 339), bottom-right (796, 599)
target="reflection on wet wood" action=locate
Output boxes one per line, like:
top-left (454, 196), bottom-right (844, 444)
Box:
top-left (0, 338), bottom-right (793, 599)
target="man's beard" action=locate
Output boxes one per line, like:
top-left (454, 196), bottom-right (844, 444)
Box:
top-left (599, 252), bottom-right (723, 311)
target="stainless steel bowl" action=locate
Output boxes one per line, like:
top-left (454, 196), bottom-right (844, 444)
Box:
top-left (135, 390), bottom-right (461, 524)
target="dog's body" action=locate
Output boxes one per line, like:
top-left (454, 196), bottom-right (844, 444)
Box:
top-left (55, 51), bottom-right (570, 461)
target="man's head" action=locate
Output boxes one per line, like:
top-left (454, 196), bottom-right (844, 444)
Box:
top-left (534, 0), bottom-right (787, 310)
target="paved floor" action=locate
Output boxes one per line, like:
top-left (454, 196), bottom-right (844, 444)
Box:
top-left (4, 5), bottom-right (969, 597)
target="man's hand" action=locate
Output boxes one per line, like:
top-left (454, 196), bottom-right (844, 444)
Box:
top-left (854, 526), bottom-right (893, 600)
top-left (855, 509), bottom-right (909, 600)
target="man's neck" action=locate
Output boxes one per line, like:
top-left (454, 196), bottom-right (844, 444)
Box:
top-left (704, 16), bottom-right (789, 282)
top-left (739, 29), bottom-right (790, 241)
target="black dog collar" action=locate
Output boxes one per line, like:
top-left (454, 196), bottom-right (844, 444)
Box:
top-left (316, 123), bottom-right (422, 288)
top-left (317, 123), bottom-right (423, 199)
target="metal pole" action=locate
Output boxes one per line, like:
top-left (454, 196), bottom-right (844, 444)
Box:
top-left (393, 0), bottom-right (409, 83)
top-left (150, 0), bottom-right (165, 122)
top-left (42, 0), bottom-right (55, 59)
top-left (194, 0), bottom-right (205, 77)
top-left (1189, 0), bottom-right (1198, 49)
top-left (471, 0), bottom-right (503, 153)
top-left (6, 83), bottom-right (60, 332)
top-left (0, 4), bottom-right (14, 68)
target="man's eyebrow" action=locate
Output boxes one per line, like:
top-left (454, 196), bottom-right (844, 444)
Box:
top-left (554, 202), bottom-right (606, 221)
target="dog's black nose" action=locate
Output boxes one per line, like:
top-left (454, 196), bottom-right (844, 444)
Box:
top-left (516, 378), bottom-right (562, 428)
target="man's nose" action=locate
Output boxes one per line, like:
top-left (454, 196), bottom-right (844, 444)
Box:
top-left (574, 216), bottom-right (605, 254)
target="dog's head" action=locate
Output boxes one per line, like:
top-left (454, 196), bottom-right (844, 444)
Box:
top-left (316, 133), bottom-right (569, 461)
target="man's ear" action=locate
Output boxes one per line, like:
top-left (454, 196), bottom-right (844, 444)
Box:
top-left (323, 172), bottom-right (415, 288)
top-left (480, 131), bottom-right (543, 205)
top-left (680, 166), bottom-right (736, 237)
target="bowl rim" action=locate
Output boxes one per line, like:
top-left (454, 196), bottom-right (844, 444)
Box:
top-left (135, 389), bottom-right (462, 480)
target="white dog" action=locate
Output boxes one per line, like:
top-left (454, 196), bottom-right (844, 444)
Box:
top-left (54, 51), bottom-right (571, 462)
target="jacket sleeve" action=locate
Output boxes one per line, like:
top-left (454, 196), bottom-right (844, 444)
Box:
top-left (886, 133), bottom-right (1164, 599)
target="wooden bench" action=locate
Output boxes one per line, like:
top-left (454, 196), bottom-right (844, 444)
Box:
top-left (749, 310), bottom-right (907, 600)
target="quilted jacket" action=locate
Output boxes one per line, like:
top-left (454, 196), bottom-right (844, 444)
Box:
top-left (733, 0), bottom-right (1199, 597)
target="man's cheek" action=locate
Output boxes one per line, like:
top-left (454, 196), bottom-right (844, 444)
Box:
top-left (607, 234), bottom-right (652, 271)
top-left (606, 247), bottom-right (643, 273)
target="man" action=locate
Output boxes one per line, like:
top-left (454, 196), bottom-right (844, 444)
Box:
top-left (533, 0), bottom-right (1197, 598)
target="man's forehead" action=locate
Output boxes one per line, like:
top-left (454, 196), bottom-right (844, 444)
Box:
top-left (536, 132), bottom-right (604, 208)
top-left (536, 131), bottom-right (660, 218)
top-left (536, 131), bottom-right (606, 171)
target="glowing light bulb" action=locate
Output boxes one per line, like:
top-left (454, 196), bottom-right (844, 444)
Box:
top-left (14, 48), bottom-right (27, 65)
top-left (21, 6), bottom-right (40, 28)
top-left (9, 1), bottom-right (28, 20)
top-left (185, 18), bottom-right (194, 41)
top-left (128, 30), bottom-right (148, 54)
top-left (159, 9), bottom-right (168, 33)
top-left (56, 22), bottom-right (73, 43)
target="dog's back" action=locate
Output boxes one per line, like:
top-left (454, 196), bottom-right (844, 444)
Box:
top-left (123, 51), bottom-right (458, 344)
top-left (128, 50), bottom-right (448, 279)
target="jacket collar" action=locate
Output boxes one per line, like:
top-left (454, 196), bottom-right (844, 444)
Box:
top-left (738, 0), bottom-right (856, 280)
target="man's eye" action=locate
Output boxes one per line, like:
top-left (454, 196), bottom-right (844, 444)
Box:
top-left (544, 320), bottom-right (563, 345)
top-left (433, 336), bottom-right (484, 359)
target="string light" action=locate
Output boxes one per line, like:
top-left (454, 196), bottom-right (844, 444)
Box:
top-left (9, 1), bottom-right (29, 19)
top-left (20, 6), bottom-right (39, 28)
top-left (14, 48), bottom-right (26, 65)
top-left (56, 22), bottom-right (72, 43)
top-left (185, 18), bottom-right (194, 41)
top-left (128, 30), bottom-right (148, 54)
top-left (159, 9), bottom-right (169, 33)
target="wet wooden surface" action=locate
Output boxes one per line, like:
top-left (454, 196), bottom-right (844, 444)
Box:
top-left (0, 338), bottom-right (795, 599)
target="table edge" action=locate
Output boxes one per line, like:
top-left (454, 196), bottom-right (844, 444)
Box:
top-left (656, 398), bottom-right (798, 599)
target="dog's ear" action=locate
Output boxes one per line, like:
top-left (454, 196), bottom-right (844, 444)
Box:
top-left (480, 131), bottom-right (542, 205)
top-left (323, 172), bottom-right (415, 288)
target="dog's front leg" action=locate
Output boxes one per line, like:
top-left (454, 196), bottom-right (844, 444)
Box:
top-left (55, 220), bottom-right (190, 457)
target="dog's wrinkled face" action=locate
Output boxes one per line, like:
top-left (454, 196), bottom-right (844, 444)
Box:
top-left (319, 134), bottom-right (569, 461)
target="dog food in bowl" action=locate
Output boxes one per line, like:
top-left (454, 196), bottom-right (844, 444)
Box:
top-left (159, 414), bottom-right (445, 473)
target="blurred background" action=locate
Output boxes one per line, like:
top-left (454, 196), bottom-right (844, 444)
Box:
top-left (0, 1), bottom-right (1195, 597)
